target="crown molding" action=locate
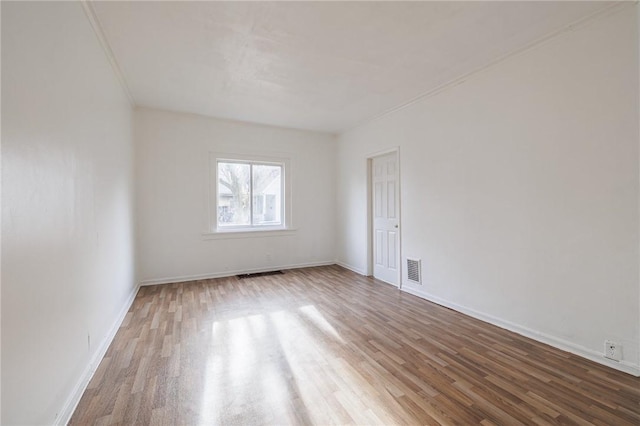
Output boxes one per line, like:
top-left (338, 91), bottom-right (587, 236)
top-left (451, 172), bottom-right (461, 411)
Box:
top-left (342, 1), bottom-right (632, 134)
top-left (80, 1), bottom-right (135, 106)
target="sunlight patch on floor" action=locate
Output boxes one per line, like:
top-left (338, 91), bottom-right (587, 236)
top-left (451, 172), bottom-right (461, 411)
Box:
top-left (199, 305), bottom-right (393, 424)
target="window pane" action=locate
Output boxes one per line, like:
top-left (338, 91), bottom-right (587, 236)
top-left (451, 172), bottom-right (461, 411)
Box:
top-left (252, 164), bottom-right (282, 226)
top-left (217, 162), bottom-right (250, 226)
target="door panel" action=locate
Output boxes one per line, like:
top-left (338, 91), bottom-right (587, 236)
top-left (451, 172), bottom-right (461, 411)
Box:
top-left (387, 182), bottom-right (396, 218)
top-left (374, 182), bottom-right (383, 217)
top-left (388, 231), bottom-right (397, 269)
top-left (375, 230), bottom-right (384, 266)
top-left (372, 152), bottom-right (399, 286)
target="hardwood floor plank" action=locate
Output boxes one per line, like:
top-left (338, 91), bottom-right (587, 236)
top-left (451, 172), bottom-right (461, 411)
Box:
top-left (70, 265), bottom-right (640, 425)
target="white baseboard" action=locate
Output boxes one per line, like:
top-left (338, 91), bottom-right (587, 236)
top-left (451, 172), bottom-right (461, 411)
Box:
top-left (139, 260), bottom-right (337, 286)
top-left (55, 283), bottom-right (140, 425)
top-left (401, 285), bottom-right (640, 377)
top-left (335, 261), bottom-right (368, 276)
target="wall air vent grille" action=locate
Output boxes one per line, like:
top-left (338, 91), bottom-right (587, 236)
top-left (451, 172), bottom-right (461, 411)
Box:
top-left (407, 258), bottom-right (422, 284)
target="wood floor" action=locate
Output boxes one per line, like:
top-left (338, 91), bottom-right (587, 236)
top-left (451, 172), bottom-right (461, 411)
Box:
top-left (71, 265), bottom-right (640, 425)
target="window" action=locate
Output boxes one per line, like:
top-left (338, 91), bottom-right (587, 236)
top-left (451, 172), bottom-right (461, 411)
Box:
top-left (215, 159), bottom-right (285, 231)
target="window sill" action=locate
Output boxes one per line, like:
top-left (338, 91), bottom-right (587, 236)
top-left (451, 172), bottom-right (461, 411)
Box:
top-left (201, 228), bottom-right (297, 240)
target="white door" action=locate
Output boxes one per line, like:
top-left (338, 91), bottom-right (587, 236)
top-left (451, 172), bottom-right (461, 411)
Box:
top-left (372, 152), bottom-right (399, 286)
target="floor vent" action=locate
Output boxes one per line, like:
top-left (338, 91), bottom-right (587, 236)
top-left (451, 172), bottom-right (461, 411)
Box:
top-left (237, 270), bottom-right (284, 279)
top-left (406, 258), bottom-right (422, 284)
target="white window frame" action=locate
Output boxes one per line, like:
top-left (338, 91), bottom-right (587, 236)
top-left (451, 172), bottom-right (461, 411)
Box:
top-left (205, 153), bottom-right (293, 238)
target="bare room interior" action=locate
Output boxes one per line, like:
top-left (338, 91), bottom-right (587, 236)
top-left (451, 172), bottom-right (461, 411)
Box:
top-left (2, 1), bottom-right (639, 425)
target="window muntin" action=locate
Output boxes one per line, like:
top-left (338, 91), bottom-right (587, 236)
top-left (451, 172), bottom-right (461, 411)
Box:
top-left (216, 160), bottom-right (284, 230)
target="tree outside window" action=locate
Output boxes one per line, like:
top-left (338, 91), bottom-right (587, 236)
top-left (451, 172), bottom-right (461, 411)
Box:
top-left (217, 161), bottom-right (283, 228)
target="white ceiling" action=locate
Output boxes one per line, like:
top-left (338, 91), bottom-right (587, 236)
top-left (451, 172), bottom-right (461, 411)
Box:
top-left (92, 1), bottom-right (610, 133)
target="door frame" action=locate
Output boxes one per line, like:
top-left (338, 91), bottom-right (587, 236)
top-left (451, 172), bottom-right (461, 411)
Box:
top-left (366, 147), bottom-right (402, 289)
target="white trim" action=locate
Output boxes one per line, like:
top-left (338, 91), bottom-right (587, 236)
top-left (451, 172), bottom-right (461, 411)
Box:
top-left (139, 261), bottom-right (336, 286)
top-left (209, 152), bottom-right (292, 233)
top-left (401, 285), bottom-right (640, 377)
top-left (366, 146), bottom-right (401, 159)
top-left (80, 1), bottom-right (135, 106)
top-left (396, 148), bottom-right (402, 290)
top-left (366, 159), bottom-right (373, 277)
top-left (202, 228), bottom-right (297, 240)
top-left (341, 2), bottom-right (630, 134)
top-left (55, 283), bottom-right (140, 425)
top-left (336, 261), bottom-right (368, 276)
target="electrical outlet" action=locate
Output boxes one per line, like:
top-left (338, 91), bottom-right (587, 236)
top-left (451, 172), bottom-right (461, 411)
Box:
top-left (604, 340), bottom-right (622, 361)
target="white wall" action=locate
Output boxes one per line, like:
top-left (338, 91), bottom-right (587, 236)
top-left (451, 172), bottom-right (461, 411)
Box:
top-left (337, 5), bottom-right (640, 374)
top-left (1, 2), bottom-right (136, 424)
top-left (135, 107), bottom-right (336, 284)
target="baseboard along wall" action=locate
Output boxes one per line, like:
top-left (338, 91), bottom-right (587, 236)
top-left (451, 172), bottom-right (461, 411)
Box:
top-left (55, 284), bottom-right (141, 426)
